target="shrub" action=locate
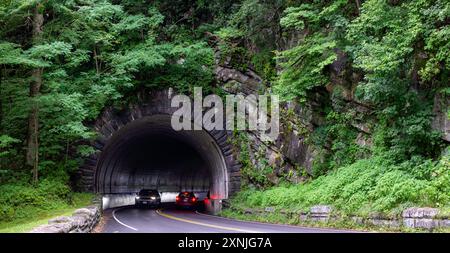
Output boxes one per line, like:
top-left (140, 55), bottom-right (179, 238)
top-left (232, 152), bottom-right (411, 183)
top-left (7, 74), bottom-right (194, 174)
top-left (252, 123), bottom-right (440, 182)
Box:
top-left (0, 179), bottom-right (71, 222)
top-left (230, 153), bottom-right (450, 216)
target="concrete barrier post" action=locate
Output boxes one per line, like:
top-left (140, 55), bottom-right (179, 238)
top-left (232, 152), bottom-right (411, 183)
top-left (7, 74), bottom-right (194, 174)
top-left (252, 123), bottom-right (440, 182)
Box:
top-left (205, 199), bottom-right (222, 215)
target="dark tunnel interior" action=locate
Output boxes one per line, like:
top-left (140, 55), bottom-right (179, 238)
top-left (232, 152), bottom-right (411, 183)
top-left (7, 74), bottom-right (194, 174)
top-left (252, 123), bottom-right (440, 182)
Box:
top-left (113, 134), bottom-right (210, 192)
top-left (95, 115), bottom-right (228, 199)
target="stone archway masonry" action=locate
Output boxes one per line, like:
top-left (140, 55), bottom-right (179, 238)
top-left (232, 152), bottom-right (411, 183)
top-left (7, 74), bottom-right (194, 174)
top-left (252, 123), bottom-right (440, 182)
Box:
top-left (77, 89), bottom-right (242, 202)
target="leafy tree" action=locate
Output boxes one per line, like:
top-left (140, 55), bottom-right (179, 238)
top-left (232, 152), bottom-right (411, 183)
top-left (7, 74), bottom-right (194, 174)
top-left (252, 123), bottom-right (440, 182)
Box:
top-left (0, 0), bottom-right (214, 185)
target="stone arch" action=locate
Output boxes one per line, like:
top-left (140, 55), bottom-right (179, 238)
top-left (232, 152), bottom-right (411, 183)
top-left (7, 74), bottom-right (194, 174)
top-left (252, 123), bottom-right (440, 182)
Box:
top-left (78, 89), bottom-right (241, 203)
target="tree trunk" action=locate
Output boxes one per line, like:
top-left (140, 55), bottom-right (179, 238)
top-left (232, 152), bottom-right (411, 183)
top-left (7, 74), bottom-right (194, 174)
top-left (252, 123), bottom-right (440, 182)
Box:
top-left (26, 6), bottom-right (44, 184)
top-left (355, 0), bottom-right (361, 15)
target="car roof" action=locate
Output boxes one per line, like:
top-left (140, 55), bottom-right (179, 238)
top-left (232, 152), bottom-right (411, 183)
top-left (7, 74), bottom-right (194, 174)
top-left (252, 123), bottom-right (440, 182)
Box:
top-left (139, 189), bottom-right (158, 192)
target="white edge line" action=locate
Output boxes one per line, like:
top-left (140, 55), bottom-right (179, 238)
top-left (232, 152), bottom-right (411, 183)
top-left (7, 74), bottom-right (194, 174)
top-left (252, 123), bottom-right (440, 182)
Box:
top-left (112, 208), bottom-right (139, 231)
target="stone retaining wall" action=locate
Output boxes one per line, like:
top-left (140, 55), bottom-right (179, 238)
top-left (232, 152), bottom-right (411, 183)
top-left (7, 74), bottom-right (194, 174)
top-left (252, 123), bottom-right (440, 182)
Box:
top-left (402, 207), bottom-right (449, 230)
top-left (30, 205), bottom-right (100, 233)
top-left (227, 204), bottom-right (450, 231)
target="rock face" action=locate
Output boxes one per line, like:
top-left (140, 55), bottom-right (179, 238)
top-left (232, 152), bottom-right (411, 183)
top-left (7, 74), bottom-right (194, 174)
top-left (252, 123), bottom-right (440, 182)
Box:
top-left (214, 59), bottom-right (317, 182)
top-left (30, 205), bottom-right (100, 233)
top-left (212, 38), bottom-right (448, 187)
top-left (211, 39), bottom-right (374, 184)
top-left (215, 66), bottom-right (262, 94)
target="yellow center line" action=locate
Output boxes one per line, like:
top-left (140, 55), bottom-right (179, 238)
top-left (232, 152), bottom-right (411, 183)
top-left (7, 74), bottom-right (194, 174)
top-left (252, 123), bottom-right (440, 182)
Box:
top-left (156, 209), bottom-right (263, 233)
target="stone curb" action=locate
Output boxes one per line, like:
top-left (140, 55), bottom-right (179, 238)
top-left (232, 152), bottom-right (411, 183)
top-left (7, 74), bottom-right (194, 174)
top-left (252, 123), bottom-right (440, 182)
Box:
top-left (229, 205), bottom-right (450, 230)
top-left (29, 205), bottom-right (101, 233)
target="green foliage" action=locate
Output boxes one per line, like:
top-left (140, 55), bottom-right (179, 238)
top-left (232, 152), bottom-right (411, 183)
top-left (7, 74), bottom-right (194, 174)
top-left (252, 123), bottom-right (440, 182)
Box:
top-left (0, 42), bottom-right (42, 67)
top-left (0, 135), bottom-right (19, 158)
top-left (0, 0), bottom-right (216, 186)
top-left (230, 154), bottom-right (450, 215)
top-left (231, 131), bottom-right (275, 189)
top-left (0, 0), bottom-right (448, 224)
top-left (347, 0), bottom-right (419, 75)
top-left (214, 27), bottom-right (250, 71)
top-left (344, 0), bottom-right (448, 162)
top-left (227, 0), bottom-right (286, 50)
top-left (147, 42), bottom-right (215, 93)
top-left (251, 49), bottom-right (276, 81)
top-left (0, 179), bottom-right (72, 222)
top-left (26, 42), bottom-right (72, 66)
top-left (274, 0), bottom-right (353, 101)
top-left (214, 0), bottom-right (284, 79)
top-left (0, 183), bottom-right (93, 228)
top-left (420, 24), bottom-right (450, 81)
top-left (372, 100), bottom-right (443, 161)
top-left (310, 111), bottom-right (367, 176)
top-left (270, 0), bottom-right (448, 174)
top-left (241, 158), bottom-right (274, 189)
top-left (0, 192), bottom-right (93, 233)
top-left (275, 33), bottom-right (337, 101)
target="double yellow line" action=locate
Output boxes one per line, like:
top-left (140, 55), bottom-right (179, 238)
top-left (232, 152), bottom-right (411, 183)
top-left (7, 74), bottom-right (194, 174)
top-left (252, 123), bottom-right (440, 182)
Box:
top-left (156, 209), bottom-right (262, 233)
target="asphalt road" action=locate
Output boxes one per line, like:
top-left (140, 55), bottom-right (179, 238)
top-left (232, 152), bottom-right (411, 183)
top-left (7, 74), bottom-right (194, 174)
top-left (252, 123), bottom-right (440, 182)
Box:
top-left (100, 204), bottom-right (356, 233)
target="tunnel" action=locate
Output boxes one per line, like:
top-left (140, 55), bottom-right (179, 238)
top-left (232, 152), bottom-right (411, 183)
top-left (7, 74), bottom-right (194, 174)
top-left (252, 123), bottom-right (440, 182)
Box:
top-left (96, 114), bottom-right (229, 210)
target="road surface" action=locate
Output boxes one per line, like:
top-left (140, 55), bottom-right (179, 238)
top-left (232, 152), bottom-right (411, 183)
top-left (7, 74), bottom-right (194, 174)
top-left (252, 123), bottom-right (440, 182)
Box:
top-left (100, 205), bottom-right (356, 233)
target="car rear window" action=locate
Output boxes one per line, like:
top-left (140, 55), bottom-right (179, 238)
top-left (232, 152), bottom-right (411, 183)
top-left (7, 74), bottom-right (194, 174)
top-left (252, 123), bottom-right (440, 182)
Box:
top-left (179, 192), bottom-right (194, 197)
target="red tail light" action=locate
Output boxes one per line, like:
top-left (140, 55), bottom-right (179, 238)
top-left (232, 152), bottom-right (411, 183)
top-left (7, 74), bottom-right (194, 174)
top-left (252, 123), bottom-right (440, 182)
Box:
top-left (176, 196), bottom-right (180, 201)
top-left (191, 197), bottom-right (197, 202)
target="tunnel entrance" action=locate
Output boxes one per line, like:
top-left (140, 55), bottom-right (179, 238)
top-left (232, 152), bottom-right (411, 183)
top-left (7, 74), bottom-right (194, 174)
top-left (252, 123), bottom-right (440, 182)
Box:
top-left (78, 90), bottom-right (240, 213)
top-left (96, 114), bottom-right (229, 201)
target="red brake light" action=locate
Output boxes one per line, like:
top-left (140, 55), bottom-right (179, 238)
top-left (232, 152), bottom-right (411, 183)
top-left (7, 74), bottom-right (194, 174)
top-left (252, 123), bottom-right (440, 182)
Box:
top-left (176, 196), bottom-right (180, 201)
top-left (191, 197), bottom-right (197, 202)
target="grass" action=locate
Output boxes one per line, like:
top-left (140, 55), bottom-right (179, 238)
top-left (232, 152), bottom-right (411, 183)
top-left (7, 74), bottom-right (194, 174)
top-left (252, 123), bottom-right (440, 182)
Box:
top-left (0, 193), bottom-right (93, 233)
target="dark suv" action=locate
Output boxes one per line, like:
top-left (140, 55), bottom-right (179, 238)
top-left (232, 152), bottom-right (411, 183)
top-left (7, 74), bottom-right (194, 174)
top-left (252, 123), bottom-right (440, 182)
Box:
top-left (135, 189), bottom-right (161, 208)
